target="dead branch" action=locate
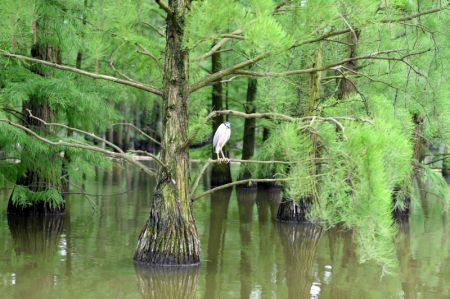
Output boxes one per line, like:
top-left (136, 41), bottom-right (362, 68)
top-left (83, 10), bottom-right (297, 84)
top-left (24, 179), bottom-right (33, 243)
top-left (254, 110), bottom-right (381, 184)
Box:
top-left (112, 122), bottom-right (161, 146)
top-left (26, 109), bottom-right (124, 154)
top-left (127, 150), bottom-right (165, 168)
top-left (192, 178), bottom-right (292, 201)
top-left (233, 49), bottom-right (404, 77)
top-left (0, 50), bottom-right (163, 96)
top-left (189, 52), bottom-right (271, 93)
top-left (381, 4), bottom-right (449, 23)
top-left (0, 119), bottom-right (158, 177)
top-left (193, 29), bottom-right (243, 62)
top-left (189, 158), bottom-right (301, 196)
top-left (183, 109), bottom-right (372, 148)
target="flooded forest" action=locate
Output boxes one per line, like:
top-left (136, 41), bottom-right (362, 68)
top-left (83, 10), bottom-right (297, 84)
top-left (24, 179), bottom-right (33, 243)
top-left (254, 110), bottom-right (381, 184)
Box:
top-left (0, 0), bottom-right (449, 298)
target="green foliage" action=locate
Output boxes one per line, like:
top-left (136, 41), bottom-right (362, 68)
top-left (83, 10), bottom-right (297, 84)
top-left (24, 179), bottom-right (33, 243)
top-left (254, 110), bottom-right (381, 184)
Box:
top-left (10, 185), bottom-right (63, 208)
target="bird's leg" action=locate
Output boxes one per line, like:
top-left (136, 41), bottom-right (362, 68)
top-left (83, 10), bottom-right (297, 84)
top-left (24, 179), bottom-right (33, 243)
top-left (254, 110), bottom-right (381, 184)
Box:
top-left (216, 152), bottom-right (222, 163)
top-left (221, 150), bottom-right (229, 164)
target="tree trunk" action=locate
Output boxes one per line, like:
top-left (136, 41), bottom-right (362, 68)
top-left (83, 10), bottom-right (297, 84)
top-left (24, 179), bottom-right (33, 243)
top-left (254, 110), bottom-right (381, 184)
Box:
top-left (8, 40), bottom-right (64, 215)
top-left (134, 0), bottom-right (200, 266)
top-left (210, 51), bottom-right (232, 186)
top-left (238, 77), bottom-right (257, 183)
top-left (336, 30), bottom-right (360, 99)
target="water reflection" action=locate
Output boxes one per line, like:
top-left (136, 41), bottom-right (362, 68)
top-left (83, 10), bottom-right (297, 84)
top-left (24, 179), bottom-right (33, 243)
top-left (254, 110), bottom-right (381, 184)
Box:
top-left (135, 266), bottom-right (199, 299)
top-left (277, 223), bottom-right (323, 299)
top-left (6, 214), bottom-right (65, 297)
top-left (7, 214), bottom-right (64, 257)
top-left (0, 168), bottom-right (448, 299)
top-left (236, 188), bottom-right (256, 299)
top-left (204, 188), bottom-right (232, 299)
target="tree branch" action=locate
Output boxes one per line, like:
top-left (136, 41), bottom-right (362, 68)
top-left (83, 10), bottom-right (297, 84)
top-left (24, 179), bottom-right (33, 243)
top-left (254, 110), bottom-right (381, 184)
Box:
top-left (26, 109), bottom-right (124, 154)
top-left (155, 0), bottom-right (173, 16)
top-left (233, 49), bottom-right (429, 77)
top-left (193, 29), bottom-right (243, 62)
top-left (381, 4), bottom-right (449, 23)
top-left (290, 29), bottom-right (351, 50)
top-left (0, 50), bottom-right (163, 96)
top-left (112, 122), bottom-right (161, 146)
top-left (0, 119), bottom-right (156, 177)
top-left (183, 109), bottom-right (372, 148)
top-left (127, 150), bottom-right (166, 168)
top-left (189, 52), bottom-right (271, 93)
top-left (192, 178), bottom-right (291, 201)
top-left (189, 158), bottom-right (300, 196)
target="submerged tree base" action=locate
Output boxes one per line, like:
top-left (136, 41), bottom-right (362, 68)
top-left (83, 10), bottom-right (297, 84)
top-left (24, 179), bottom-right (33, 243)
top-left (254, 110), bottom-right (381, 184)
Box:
top-left (276, 196), bottom-right (313, 223)
top-left (7, 198), bottom-right (64, 216)
top-left (134, 185), bottom-right (200, 267)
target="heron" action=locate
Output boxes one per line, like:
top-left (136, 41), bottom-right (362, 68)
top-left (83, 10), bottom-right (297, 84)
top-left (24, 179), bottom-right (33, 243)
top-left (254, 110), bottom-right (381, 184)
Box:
top-left (213, 121), bottom-right (231, 163)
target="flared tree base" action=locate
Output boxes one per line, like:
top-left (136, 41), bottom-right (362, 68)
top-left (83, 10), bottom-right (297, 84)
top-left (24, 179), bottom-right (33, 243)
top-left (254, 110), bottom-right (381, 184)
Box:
top-left (134, 190), bottom-right (200, 266)
top-left (276, 196), bottom-right (313, 223)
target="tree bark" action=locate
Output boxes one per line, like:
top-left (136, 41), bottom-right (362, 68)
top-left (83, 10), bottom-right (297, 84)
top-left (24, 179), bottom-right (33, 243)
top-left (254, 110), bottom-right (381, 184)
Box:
top-left (134, 0), bottom-right (200, 266)
top-left (336, 29), bottom-right (360, 99)
top-left (210, 51), bottom-right (232, 186)
top-left (238, 77), bottom-right (257, 183)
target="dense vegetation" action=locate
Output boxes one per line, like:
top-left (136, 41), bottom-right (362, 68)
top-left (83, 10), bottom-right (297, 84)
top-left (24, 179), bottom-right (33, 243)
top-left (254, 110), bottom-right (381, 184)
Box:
top-left (0, 0), bottom-right (448, 267)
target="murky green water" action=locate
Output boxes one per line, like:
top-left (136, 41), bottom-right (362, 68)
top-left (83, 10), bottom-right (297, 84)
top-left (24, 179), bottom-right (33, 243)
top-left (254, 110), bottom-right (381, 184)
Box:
top-left (0, 167), bottom-right (449, 299)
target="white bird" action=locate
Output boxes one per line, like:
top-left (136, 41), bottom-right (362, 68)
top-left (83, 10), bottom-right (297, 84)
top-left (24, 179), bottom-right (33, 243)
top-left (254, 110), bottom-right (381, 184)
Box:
top-left (213, 121), bottom-right (231, 163)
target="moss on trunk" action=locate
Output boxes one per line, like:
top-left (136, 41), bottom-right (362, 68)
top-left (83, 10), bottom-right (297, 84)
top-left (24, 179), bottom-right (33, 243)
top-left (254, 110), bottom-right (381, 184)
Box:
top-left (134, 0), bottom-right (200, 266)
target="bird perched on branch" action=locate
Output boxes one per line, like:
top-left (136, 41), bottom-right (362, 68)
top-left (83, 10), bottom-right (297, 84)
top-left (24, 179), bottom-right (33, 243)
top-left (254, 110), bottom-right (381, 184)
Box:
top-left (213, 121), bottom-right (231, 163)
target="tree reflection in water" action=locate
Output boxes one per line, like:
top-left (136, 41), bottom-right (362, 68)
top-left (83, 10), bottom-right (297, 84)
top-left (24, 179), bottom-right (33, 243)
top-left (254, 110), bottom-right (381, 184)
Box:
top-left (277, 222), bottom-right (323, 299)
top-left (135, 266), bottom-right (199, 299)
top-left (204, 188), bottom-right (232, 299)
top-left (7, 214), bottom-right (65, 298)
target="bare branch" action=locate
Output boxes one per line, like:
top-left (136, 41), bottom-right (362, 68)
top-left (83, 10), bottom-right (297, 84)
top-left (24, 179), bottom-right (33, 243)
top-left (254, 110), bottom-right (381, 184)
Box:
top-left (233, 49), bottom-right (430, 77)
top-left (0, 50), bottom-right (163, 96)
top-left (155, 0), bottom-right (173, 16)
top-left (189, 52), bottom-right (271, 93)
top-left (381, 4), bottom-right (449, 23)
top-left (192, 178), bottom-right (292, 201)
top-left (112, 122), bottom-right (161, 146)
top-left (289, 29), bottom-right (351, 50)
top-left (189, 157), bottom-right (301, 196)
top-left (190, 159), bottom-right (213, 197)
top-left (193, 29), bottom-right (243, 62)
top-left (184, 109), bottom-right (372, 148)
top-left (0, 119), bottom-right (156, 177)
top-left (26, 109), bottom-right (124, 154)
top-left (128, 150), bottom-right (166, 169)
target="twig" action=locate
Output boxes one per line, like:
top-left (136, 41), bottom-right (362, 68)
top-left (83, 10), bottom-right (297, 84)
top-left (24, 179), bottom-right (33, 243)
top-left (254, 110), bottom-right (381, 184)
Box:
top-left (190, 159), bottom-right (213, 196)
top-left (26, 109), bottom-right (124, 153)
top-left (380, 5), bottom-right (449, 23)
top-left (233, 49), bottom-right (406, 77)
top-left (128, 150), bottom-right (166, 169)
top-left (189, 158), bottom-right (323, 197)
top-left (0, 119), bottom-right (156, 177)
top-left (0, 50), bottom-right (163, 96)
top-left (193, 29), bottom-right (243, 62)
top-left (189, 52), bottom-right (271, 93)
top-left (184, 110), bottom-right (372, 148)
top-left (112, 122), bottom-right (161, 146)
top-left (192, 178), bottom-right (292, 201)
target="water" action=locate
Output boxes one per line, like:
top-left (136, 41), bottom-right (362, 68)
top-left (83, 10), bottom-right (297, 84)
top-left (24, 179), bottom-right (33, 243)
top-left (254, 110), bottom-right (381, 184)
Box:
top-left (0, 168), bottom-right (449, 299)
